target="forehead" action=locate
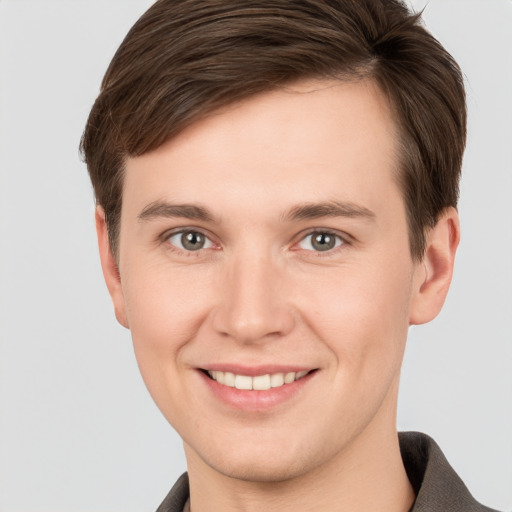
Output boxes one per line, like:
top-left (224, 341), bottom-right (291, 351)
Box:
top-left (122, 78), bottom-right (401, 222)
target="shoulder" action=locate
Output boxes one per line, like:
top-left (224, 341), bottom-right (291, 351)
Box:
top-left (399, 432), bottom-right (500, 512)
top-left (155, 473), bottom-right (189, 512)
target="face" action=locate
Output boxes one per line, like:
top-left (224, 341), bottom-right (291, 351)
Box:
top-left (109, 79), bottom-right (427, 482)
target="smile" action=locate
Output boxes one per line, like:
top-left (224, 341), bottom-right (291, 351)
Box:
top-left (207, 370), bottom-right (311, 391)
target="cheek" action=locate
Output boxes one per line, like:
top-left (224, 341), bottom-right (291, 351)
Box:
top-left (119, 262), bottom-right (217, 427)
top-left (121, 261), bottom-right (215, 377)
top-left (297, 257), bottom-right (413, 378)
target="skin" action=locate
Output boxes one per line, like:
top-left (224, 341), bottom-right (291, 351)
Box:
top-left (96, 79), bottom-right (459, 512)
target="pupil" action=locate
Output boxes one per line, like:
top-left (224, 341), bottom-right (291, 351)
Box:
top-left (312, 233), bottom-right (335, 251)
top-left (182, 231), bottom-right (204, 251)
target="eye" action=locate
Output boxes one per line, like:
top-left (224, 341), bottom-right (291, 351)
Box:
top-left (298, 231), bottom-right (344, 252)
top-left (167, 230), bottom-right (213, 251)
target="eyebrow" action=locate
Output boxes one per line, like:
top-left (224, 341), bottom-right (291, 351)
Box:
top-left (282, 200), bottom-right (376, 222)
top-left (137, 199), bottom-right (376, 224)
top-left (138, 201), bottom-right (215, 222)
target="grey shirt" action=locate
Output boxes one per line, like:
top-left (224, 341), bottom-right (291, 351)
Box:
top-left (156, 432), bottom-right (499, 512)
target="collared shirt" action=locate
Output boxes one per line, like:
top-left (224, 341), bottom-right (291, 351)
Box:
top-left (156, 432), bottom-right (500, 512)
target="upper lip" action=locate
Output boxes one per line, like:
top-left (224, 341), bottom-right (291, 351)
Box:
top-left (199, 364), bottom-right (316, 376)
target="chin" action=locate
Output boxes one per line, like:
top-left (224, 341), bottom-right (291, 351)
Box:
top-left (209, 456), bottom-right (312, 483)
top-left (186, 435), bottom-right (328, 484)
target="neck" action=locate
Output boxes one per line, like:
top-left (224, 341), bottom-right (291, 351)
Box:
top-left (185, 425), bottom-right (414, 512)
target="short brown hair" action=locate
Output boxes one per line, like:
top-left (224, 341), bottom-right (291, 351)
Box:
top-left (81, 0), bottom-right (466, 261)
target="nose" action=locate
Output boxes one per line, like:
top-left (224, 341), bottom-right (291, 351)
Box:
top-left (211, 252), bottom-right (296, 344)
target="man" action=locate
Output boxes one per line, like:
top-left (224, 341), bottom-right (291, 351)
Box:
top-left (81, 1), bottom-right (498, 510)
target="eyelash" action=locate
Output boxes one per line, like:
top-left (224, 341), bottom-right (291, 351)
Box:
top-left (295, 230), bottom-right (347, 256)
top-left (162, 228), bottom-right (218, 256)
top-left (161, 228), bottom-right (349, 257)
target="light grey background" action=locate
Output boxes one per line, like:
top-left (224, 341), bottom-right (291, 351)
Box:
top-left (0, 1), bottom-right (510, 511)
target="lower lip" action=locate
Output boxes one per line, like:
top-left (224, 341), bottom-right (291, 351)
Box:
top-left (198, 370), bottom-right (316, 411)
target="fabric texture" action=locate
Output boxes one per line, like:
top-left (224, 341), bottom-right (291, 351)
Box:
top-left (399, 432), bottom-right (498, 512)
top-left (155, 431), bottom-right (499, 512)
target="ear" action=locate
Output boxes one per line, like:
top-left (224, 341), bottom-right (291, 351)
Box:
top-left (409, 207), bottom-right (460, 325)
top-left (95, 206), bottom-right (129, 328)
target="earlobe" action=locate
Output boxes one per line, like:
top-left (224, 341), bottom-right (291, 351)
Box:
top-left (409, 207), bottom-right (460, 325)
top-left (95, 206), bottom-right (130, 329)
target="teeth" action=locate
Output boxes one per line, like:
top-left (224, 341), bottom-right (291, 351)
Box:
top-left (253, 374), bottom-right (271, 391)
top-left (270, 373), bottom-right (284, 387)
top-left (207, 370), bottom-right (310, 390)
top-left (224, 372), bottom-right (236, 387)
top-left (284, 372), bottom-right (295, 384)
top-left (235, 375), bottom-right (252, 390)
